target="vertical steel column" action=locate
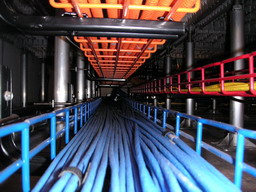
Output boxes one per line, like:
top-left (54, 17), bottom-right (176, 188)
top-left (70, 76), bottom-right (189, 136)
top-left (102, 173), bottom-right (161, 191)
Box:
top-left (86, 63), bottom-right (91, 99)
top-left (91, 71), bottom-right (96, 98)
top-left (21, 51), bottom-right (27, 108)
top-left (41, 62), bottom-right (45, 102)
top-left (229, 3), bottom-right (245, 146)
top-left (166, 52), bottom-right (171, 110)
top-left (153, 96), bottom-right (157, 107)
top-left (76, 51), bottom-right (85, 102)
top-left (212, 98), bottom-right (216, 114)
top-left (54, 36), bottom-right (70, 107)
top-left (95, 82), bottom-right (99, 97)
top-left (186, 29), bottom-right (194, 127)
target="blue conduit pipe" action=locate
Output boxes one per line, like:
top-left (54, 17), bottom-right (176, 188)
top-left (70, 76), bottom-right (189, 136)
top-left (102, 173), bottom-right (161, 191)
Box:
top-left (33, 98), bottom-right (241, 192)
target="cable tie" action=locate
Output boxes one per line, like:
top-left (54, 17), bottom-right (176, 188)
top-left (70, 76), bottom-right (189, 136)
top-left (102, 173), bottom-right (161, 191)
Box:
top-left (59, 167), bottom-right (83, 187)
top-left (162, 128), bottom-right (175, 137)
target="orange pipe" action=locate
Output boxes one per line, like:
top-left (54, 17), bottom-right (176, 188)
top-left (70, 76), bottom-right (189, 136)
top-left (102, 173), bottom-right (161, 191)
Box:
top-left (85, 52), bottom-right (151, 59)
top-left (106, 0), bottom-right (119, 18)
top-left (80, 44), bottom-right (157, 53)
top-left (153, 0), bottom-right (174, 20)
top-left (74, 37), bottom-right (166, 45)
top-left (78, 0), bottom-right (92, 17)
top-left (59, 0), bottom-right (72, 12)
top-left (164, 0), bottom-right (185, 21)
top-left (128, 0), bottom-right (143, 19)
top-left (140, 0), bottom-right (159, 20)
top-left (89, 60), bottom-right (145, 63)
top-left (172, 0), bottom-right (198, 21)
top-left (92, 64), bottom-right (141, 67)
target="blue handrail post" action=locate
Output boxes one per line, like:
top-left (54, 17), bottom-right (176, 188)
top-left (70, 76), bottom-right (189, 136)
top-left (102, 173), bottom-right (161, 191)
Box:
top-left (196, 121), bottom-right (203, 155)
top-left (84, 103), bottom-right (87, 123)
top-left (80, 106), bottom-right (83, 128)
top-left (87, 103), bottom-right (90, 119)
top-left (147, 106), bottom-right (151, 119)
top-left (50, 116), bottom-right (56, 159)
top-left (154, 108), bottom-right (157, 124)
top-left (162, 110), bottom-right (167, 129)
top-left (143, 105), bottom-right (146, 115)
top-left (175, 114), bottom-right (181, 137)
top-left (139, 104), bottom-right (142, 112)
top-left (21, 123), bottom-right (30, 192)
top-left (74, 107), bottom-right (78, 134)
top-left (234, 133), bottom-right (245, 188)
top-left (65, 110), bottom-right (70, 144)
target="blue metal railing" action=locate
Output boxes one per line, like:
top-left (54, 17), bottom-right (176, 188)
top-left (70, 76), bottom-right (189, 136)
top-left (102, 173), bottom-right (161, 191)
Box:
top-left (126, 98), bottom-right (256, 189)
top-left (0, 98), bottom-right (101, 192)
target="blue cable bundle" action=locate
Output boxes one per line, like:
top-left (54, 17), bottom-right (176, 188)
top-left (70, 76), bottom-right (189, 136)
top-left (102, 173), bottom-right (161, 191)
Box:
top-left (33, 99), bottom-right (240, 192)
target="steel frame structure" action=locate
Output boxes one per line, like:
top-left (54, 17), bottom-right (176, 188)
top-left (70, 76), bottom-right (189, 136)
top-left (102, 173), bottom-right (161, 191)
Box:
top-left (131, 51), bottom-right (256, 97)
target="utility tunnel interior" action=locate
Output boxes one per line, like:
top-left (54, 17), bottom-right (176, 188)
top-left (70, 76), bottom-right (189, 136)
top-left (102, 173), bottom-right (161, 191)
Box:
top-left (0, 0), bottom-right (256, 191)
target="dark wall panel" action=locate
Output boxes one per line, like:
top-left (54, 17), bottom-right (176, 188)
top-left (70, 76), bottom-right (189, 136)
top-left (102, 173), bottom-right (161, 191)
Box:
top-left (1, 39), bottom-right (42, 109)
top-left (2, 40), bottom-right (22, 108)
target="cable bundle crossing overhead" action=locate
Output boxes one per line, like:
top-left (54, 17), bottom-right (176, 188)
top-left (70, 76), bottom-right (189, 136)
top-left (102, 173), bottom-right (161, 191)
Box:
top-left (32, 98), bottom-right (240, 192)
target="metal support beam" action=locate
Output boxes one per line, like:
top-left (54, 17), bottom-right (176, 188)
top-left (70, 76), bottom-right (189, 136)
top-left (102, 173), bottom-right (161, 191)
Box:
top-left (185, 29), bottom-right (195, 127)
top-left (41, 62), bottom-right (45, 102)
top-left (54, 36), bottom-right (70, 108)
top-left (76, 51), bottom-right (85, 102)
top-left (229, 3), bottom-right (245, 146)
top-left (21, 51), bottom-right (27, 108)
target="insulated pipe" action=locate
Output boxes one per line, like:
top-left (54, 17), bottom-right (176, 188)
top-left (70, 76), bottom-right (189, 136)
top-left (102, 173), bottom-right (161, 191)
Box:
top-left (185, 30), bottom-right (194, 127)
top-left (54, 36), bottom-right (70, 108)
top-left (229, 3), bottom-right (245, 146)
top-left (166, 53), bottom-right (171, 110)
top-left (76, 51), bottom-right (85, 102)
top-left (41, 62), bottom-right (45, 102)
top-left (21, 51), bottom-right (27, 108)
